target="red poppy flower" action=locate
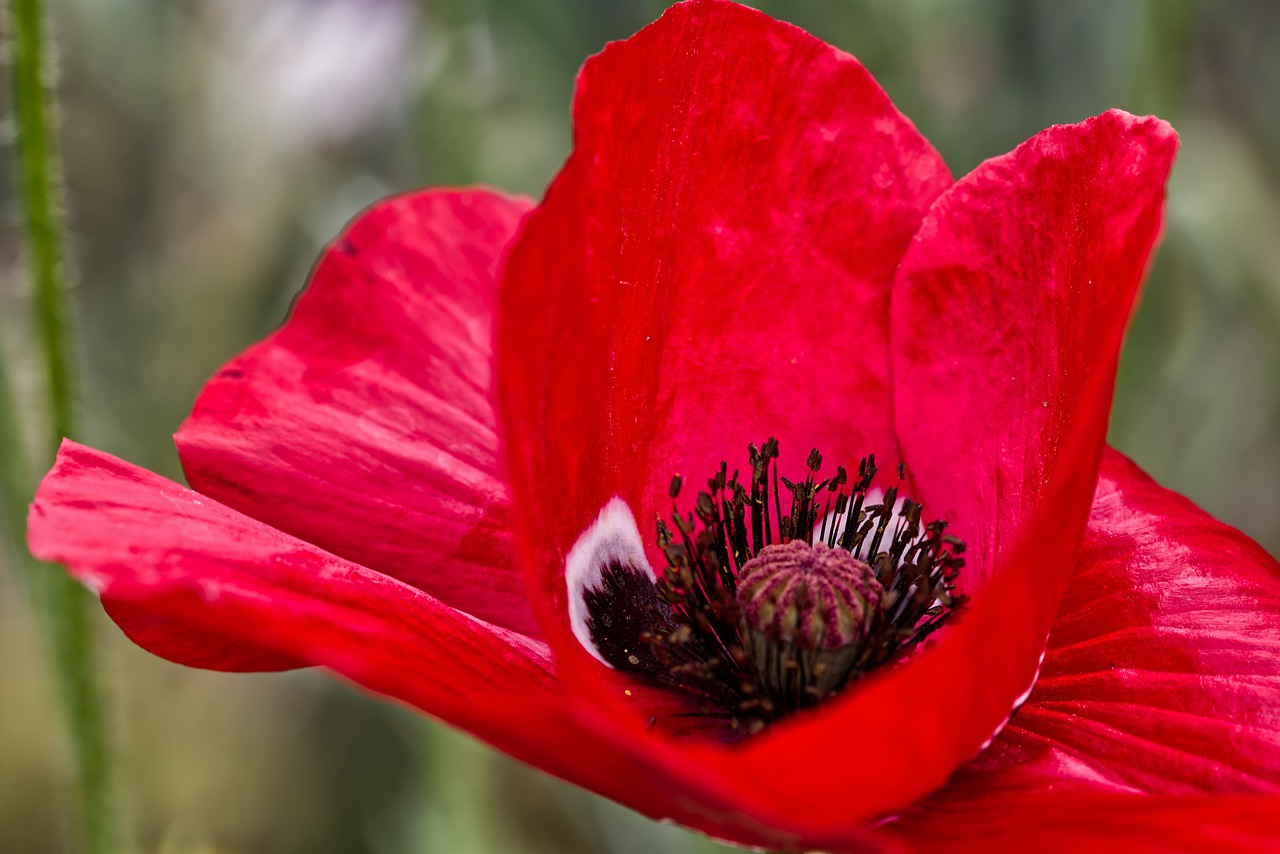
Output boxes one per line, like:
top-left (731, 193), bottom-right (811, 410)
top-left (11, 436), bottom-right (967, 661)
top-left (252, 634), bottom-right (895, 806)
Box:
top-left (27, 1), bottom-right (1280, 850)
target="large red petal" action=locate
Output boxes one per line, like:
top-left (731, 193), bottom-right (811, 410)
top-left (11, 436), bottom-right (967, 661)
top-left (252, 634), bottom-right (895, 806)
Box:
top-left (30, 441), bottom-right (552, 685)
top-left (499, 0), bottom-right (949, 662)
top-left (890, 450), bottom-right (1280, 850)
top-left (176, 188), bottom-right (539, 635)
top-left (894, 110), bottom-right (1176, 591)
top-left (848, 109), bottom-right (1178, 801)
top-left (28, 441), bottom-right (887, 851)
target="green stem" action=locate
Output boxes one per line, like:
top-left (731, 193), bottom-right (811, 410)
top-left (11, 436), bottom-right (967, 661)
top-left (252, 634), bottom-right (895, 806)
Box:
top-left (11, 0), bottom-right (74, 441)
top-left (0, 342), bottom-right (31, 552)
top-left (9, 2), bottom-right (121, 853)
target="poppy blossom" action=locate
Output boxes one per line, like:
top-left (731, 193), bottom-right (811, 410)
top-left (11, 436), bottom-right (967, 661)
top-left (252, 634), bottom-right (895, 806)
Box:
top-left (26, 0), bottom-right (1280, 850)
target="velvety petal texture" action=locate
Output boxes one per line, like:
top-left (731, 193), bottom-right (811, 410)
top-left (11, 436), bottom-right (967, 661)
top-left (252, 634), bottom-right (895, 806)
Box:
top-left (176, 189), bottom-right (539, 635)
top-left (891, 449), bottom-right (1280, 850)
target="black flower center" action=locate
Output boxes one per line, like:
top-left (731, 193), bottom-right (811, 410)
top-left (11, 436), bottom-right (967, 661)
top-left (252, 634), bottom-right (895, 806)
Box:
top-left (583, 439), bottom-right (966, 736)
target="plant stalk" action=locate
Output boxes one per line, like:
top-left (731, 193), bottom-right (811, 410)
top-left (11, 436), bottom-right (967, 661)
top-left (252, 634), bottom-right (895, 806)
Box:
top-left (9, 1), bottom-right (121, 852)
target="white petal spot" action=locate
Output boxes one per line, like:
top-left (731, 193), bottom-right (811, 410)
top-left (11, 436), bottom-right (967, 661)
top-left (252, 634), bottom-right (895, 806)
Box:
top-left (564, 497), bottom-right (654, 666)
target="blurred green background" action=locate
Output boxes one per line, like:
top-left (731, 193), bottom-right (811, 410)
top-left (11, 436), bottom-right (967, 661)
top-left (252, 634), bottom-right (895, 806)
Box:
top-left (2, 0), bottom-right (1278, 852)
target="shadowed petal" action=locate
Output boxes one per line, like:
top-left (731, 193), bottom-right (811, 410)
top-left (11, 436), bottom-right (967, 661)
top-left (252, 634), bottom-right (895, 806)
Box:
top-left (99, 599), bottom-right (301, 671)
top-left (176, 188), bottom-right (539, 635)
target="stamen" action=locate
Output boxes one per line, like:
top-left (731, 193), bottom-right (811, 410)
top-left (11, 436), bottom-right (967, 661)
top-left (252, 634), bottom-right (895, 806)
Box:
top-left (567, 441), bottom-right (966, 735)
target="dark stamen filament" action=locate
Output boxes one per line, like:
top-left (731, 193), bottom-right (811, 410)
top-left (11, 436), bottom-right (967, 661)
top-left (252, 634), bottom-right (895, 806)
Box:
top-left (630, 439), bottom-right (966, 734)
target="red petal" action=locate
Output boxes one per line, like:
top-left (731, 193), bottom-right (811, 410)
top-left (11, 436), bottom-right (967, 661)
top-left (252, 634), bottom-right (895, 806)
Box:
top-left (993, 450), bottom-right (1278, 791)
top-left (890, 449), bottom-right (1280, 849)
top-left (30, 441), bottom-right (554, 686)
top-left (175, 188), bottom-right (539, 635)
top-left (894, 110), bottom-right (1177, 589)
top-left (864, 110), bottom-right (1179, 792)
top-left (891, 793), bottom-right (1280, 853)
top-left (99, 599), bottom-right (300, 671)
top-left (499, 0), bottom-right (948, 656)
top-left (26, 441), bottom-right (878, 850)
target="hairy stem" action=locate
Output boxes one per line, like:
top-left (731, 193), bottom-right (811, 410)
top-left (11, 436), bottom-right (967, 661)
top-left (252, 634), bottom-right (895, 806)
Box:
top-left (9, 1), bottom-right (121, 852)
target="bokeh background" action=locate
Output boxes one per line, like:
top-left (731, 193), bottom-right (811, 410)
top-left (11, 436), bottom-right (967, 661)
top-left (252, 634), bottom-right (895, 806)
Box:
top-left (2, 0), bottom-right (1278, 851)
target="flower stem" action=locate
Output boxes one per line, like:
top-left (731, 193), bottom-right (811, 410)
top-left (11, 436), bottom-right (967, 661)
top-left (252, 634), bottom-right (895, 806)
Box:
top-left (9, 1), bottom-right (121, 852)
top-left (0, 345), bottom-right (31, 552)
top-left (10, 0), bottom-right (74, 440)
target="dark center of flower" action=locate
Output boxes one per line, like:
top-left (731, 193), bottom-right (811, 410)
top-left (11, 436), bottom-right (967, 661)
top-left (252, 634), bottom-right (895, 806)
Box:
top-left (582, 439), bottom-right (967, 736)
